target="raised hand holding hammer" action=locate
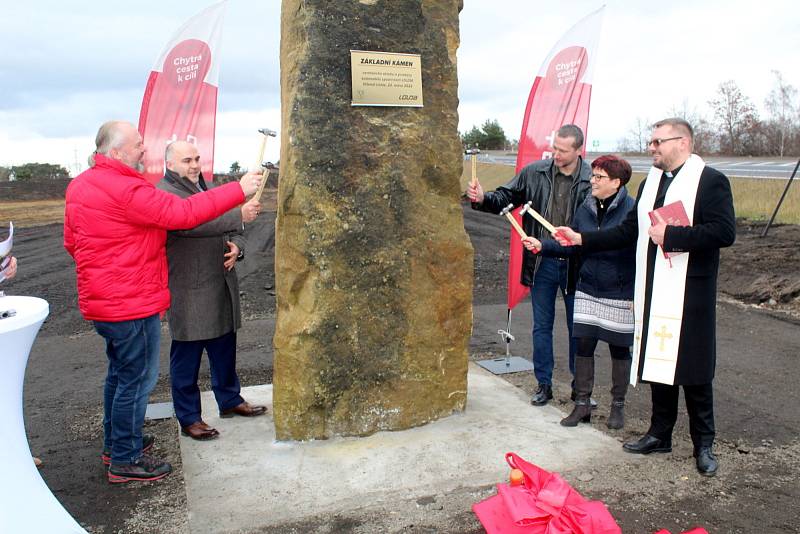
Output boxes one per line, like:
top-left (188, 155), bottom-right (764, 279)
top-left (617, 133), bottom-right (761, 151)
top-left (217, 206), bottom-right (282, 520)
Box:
top-left (466, 177), bottom-right (484, 203)
top-left (238, 170), bottom-right (263, 197)
top-left (241, 198), bottom-right (262, 223)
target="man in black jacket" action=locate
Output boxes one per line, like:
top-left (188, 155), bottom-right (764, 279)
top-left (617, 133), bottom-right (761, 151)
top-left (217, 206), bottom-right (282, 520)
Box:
top-left (467, 124), bottom-right (591, 406)
top-left (554, 118), bottom-right (735, 476)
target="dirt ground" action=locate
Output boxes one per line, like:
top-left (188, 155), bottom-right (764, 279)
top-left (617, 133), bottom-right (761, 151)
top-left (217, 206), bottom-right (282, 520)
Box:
top-left (3, 187), bottom-right (800, 533)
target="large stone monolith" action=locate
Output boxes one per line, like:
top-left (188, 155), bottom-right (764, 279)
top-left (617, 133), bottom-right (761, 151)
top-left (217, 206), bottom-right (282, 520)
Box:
top-left (274, 0), bottom-right (471, 440)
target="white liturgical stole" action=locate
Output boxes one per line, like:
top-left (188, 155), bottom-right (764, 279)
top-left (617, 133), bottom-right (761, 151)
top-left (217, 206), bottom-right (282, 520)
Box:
top-left (632, 154), bottom-right (704, 385)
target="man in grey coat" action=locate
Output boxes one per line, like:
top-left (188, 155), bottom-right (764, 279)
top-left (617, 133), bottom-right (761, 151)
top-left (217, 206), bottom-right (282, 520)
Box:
top-left (158, 141), bottom-right (267, 441)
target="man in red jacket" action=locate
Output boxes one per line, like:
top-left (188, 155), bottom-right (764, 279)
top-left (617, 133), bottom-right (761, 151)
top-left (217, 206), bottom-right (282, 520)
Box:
top-left (64, 120), bottom-right (262, 483)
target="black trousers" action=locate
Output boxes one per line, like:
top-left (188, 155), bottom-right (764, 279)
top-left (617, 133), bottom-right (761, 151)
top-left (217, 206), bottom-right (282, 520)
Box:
top-left (647, 382), bottom-right (715, 450)
top-left (170, 331), bottom-right (244, 427)
top-left (576, 337), bottom-right (632, 360)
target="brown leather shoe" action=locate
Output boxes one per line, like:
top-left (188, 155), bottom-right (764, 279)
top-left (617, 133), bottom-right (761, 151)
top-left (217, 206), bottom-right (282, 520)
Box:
top-left (220, 401), bottom-right (267, 418)
top-left (181, 421), bottom-right (220, 441)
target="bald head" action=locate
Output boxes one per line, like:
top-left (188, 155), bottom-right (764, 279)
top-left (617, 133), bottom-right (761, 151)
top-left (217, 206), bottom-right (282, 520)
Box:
top-left (165, 141), bottom-right (202, 183)
top-left (93, 121), bottom-right (145, 172)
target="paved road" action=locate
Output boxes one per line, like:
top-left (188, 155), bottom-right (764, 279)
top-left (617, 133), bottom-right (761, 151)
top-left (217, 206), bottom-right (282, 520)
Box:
top-left (625, 156), bottom-right (799, 179)
top-left (472, 153), bottom-right (800, 180)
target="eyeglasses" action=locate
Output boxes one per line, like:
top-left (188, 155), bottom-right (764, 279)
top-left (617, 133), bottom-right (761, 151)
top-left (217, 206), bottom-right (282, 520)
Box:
top-left (648, 136), bottom-right (683, 147)
top-left (590, 173), bottom-right (611, 181)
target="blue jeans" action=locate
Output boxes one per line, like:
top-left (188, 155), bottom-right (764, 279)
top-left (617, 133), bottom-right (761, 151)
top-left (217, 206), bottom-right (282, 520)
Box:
top-left (531, 257), bottom-right (576, 385)
top-left (170, 331), bottom-right (244, 427)
top-left (93, 313), bottom-right (161, 465)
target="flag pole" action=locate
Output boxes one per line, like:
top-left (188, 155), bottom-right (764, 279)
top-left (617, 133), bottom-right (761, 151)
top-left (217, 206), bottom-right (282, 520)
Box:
top-left (761, 158), bottom-right (800, 238)
top-left (503, 308), bottom-right (513, 367)
top-left (477, 307), bottom-right (534, 375)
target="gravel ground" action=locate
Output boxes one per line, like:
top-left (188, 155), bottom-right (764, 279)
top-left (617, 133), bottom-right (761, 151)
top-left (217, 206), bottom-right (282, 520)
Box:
top-left (5, 191), bottom-right (800, 533)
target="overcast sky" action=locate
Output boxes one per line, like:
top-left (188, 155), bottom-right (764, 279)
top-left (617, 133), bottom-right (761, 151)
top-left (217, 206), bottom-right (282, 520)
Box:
top-left (1, 1), bottom-right (797, 175)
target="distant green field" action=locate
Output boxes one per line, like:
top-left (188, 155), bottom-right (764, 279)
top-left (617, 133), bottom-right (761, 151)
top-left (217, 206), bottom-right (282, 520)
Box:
top-left (462, 162), bottom-right (800, 224)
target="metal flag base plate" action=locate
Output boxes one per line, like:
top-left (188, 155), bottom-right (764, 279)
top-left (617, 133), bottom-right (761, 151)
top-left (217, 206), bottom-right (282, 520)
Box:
top-left (476, 356), bottom-right (534, 375)
top-left (477, 326), bottom-right (535, 374)
top-left (145, 402), bottom-right (175, 421)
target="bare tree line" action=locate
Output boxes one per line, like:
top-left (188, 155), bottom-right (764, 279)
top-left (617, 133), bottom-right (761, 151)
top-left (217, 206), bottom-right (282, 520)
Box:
top-left (617, 71), bottom-right (799, 158)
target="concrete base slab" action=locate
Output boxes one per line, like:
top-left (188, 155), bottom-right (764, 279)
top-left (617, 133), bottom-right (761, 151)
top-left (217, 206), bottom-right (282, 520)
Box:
top-left (180, 363), bottom-right (632, 533)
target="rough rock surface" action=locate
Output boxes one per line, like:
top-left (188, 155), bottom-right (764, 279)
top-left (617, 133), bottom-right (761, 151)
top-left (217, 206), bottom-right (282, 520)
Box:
top-left (274, 0), bottom-right (471, 440)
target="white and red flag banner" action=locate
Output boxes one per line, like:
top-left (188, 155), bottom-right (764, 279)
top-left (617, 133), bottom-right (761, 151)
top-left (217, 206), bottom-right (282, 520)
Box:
top-left (507, 6), bottom-right (605, 310)
top-left (138, 1), bottom-right (227, 184)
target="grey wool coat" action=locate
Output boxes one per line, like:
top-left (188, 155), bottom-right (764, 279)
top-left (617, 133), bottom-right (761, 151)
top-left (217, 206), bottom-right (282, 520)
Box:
top-left (157, 170), bottom-right (245, 341)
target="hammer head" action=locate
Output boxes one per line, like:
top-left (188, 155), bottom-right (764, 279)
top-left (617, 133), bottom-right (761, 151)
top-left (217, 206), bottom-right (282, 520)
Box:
top-left (519, 200), bottom-right (533, 217)
top-left (258, 128), bottom-right (277, 137)
top-left (500, 203), bottom-right (514, 216)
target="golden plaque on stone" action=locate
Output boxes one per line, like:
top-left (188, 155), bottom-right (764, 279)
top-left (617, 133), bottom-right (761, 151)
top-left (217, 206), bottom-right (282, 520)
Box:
top-left (350, 50), bottom-right (423, 107)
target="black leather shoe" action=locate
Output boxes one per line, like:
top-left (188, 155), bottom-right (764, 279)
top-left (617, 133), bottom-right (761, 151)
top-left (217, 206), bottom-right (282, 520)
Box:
top-left (695, 447), bottom-right (718, 477)
top-left (531, 384), bottom-right (553, 406)
top-left (622, 434), bottom-right (672, 454)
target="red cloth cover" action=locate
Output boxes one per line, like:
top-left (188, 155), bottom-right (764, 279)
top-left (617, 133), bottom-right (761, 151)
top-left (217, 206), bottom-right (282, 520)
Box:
top-left (472, 453), bottom-right (621, 534)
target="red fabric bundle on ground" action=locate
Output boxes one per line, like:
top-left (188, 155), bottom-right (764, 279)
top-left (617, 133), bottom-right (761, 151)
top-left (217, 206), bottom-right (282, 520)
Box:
top-left (472, 453), bottom-right (621, 534)
top-left (654, 529), bottom-right (709, 534)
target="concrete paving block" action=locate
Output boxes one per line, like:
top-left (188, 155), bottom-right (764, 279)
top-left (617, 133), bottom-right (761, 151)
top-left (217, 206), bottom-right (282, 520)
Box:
top-left (180, 363), bottom-right (630, 533)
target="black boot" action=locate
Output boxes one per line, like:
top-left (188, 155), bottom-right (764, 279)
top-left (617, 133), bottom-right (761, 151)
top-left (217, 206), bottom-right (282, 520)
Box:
top-left (570, 389), bottom-right (598, 409)
top-left (561, 356), bottom-right (594, 427)
top-left (530, 384), bottom-right (553, 406)
top-left (560, 400), bottom-right (592, 426)
top-left (607, 358), bottom-right (631, 429)
top-left (607, 401), bottom-right (625, 429)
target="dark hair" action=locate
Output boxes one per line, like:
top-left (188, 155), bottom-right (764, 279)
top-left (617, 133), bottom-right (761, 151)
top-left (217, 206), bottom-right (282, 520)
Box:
top-left (557, 124), bottom-right (584, 149)
top-left (591, 155), bottom-right (632, 186)
top-left (652, 117), bottom-right (694, 140)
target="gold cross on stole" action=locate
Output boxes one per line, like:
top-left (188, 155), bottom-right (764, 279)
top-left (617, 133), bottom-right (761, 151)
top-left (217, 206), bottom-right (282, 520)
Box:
top-left (654, 324), bottom-right (673, 352)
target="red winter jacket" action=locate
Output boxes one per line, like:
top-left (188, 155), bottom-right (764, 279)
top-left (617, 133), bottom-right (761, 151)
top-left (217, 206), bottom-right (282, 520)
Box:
top-left (64, 154), bottom-right (245, 322)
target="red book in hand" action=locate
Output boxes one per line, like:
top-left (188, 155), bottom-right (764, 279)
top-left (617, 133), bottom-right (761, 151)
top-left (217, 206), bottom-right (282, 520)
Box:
top-left (649, 200), bottom-right (690, 260)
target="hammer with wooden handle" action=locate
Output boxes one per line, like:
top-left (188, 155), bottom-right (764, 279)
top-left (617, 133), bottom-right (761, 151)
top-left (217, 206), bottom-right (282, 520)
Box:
top-left (471, 153), bottom-right (477, 187)
top-left (252, 163), bottom-right (272, 203)
top-left (519, 200), bottom-right (556, 235)
top-left (466, 148), bottom-right (480, 187)
top-left (500, 203), bottom-right (528, 240)
top-left (520, 200), bottom-right (572, 244)
top-left (253, 128), bottom-right (277, 172)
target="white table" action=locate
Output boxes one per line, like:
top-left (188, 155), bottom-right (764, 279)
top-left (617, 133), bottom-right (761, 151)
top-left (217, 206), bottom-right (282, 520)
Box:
top-left (0, 295), bottom-right (86, 533)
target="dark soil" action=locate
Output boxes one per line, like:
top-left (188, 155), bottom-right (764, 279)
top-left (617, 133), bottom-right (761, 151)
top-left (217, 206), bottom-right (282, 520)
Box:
top-left (4, 191), bottom-right (800, 533)
top-left (0, 177), bottom-right (71, 200)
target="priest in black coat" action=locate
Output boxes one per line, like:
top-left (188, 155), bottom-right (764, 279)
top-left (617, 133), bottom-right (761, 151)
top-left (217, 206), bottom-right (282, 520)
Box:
top-left (553, 118), bottom-right (735, 476)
